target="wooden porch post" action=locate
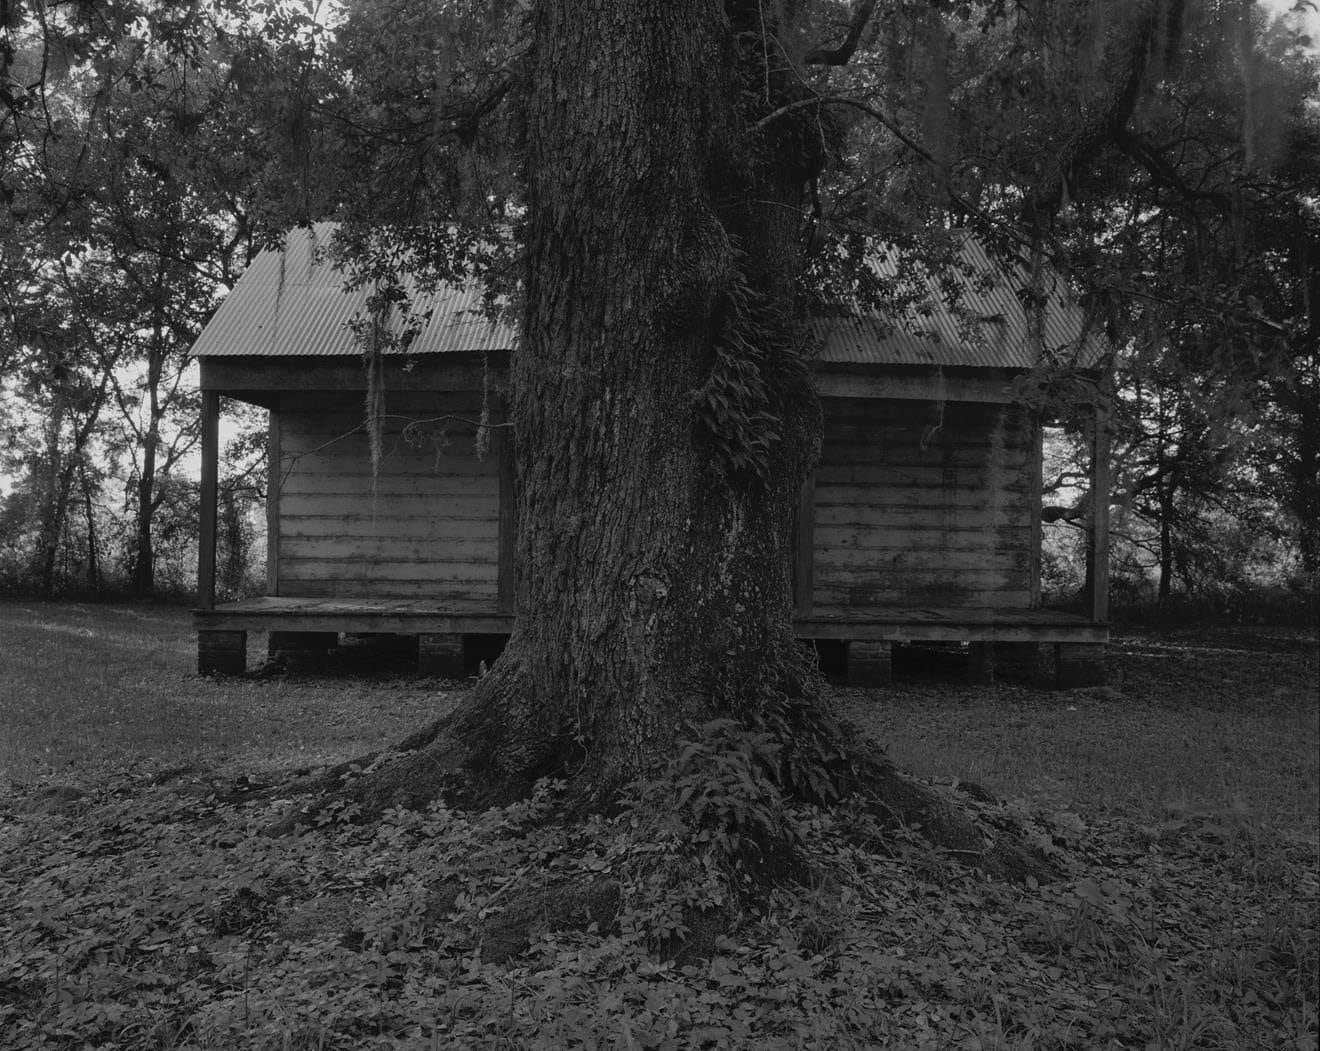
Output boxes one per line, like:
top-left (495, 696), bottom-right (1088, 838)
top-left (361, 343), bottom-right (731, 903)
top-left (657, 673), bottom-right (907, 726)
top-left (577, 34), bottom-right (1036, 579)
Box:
top-left (266, 404), bottom-right (280, 596)
top-left (1029, 418), bottom-right (1043, 608)
top-left (1086, 399), bottom-right (1111, 623)
top-left (197, 390), bottom-right (219, 610)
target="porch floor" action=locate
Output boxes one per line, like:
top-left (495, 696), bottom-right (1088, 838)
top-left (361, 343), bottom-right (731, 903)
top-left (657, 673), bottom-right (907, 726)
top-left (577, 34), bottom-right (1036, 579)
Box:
top-left (193, 597), bottom-right (513, 636)
top-left (194, 597), bottom-right (1105, 645)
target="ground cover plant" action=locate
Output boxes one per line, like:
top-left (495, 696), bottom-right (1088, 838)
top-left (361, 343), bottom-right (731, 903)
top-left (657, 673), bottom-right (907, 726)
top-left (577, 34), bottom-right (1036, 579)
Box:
top-left (1, 601), bottom-right (1316, 1048)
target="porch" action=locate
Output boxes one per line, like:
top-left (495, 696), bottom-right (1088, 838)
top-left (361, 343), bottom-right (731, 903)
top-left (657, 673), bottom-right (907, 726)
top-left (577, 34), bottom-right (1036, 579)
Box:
top-left (193, 598), bottom-right (1107, 687)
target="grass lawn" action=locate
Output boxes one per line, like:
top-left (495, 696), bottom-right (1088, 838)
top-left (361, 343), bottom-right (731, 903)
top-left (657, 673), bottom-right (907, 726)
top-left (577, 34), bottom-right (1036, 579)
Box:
top-left (837, 626), bottom-right (1319, 838)
top-left (1, 600), bottom-right (1316, 1049)
top-left (3, 600), bottom-right (1315, 837)
top-left (0, 601), bottom-right (456, 786)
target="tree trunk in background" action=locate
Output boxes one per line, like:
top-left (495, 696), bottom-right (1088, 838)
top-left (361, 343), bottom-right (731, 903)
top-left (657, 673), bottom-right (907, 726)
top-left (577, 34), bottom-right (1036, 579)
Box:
top-left (1157, 475), bottom-right (1174, 603)
top-left (36, 389), bottom-right (67, 598)
top-left (80, 461), bottom-right (101, 593)
top-left (218, 483), bottom-right (247, 598)
top-left (131, 432), bottom-right (157, 597)
top-left (1279, 374), bottom-right (1319, 576)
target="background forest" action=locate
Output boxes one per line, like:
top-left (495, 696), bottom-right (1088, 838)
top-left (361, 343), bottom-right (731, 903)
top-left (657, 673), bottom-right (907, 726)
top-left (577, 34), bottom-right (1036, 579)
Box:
top-left (1, 0), bottom-right (1317, 621)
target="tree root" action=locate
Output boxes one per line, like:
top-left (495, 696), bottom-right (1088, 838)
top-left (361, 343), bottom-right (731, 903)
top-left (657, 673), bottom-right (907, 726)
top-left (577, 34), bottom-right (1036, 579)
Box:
top-left (862, 761), bottom-right (1057, 884)
top-left (265, 666), bottom-right (1057, 886)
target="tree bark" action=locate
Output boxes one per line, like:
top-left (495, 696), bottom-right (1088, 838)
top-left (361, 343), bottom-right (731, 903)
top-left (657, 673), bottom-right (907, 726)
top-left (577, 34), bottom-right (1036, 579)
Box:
top-left (323, 0), bottom-right (824, 813)
top-left (36, 388), bottom-right (68, 598)
top-left (263, 1), bottom-right (809, 812)
top-left (79, 460), bottom-right (101, 593)
top-left (277, 3), bottom-right (1052, 886)
top-left (1157, 475), bottom-right (1173, 603)
top-left (131, 434), bottom-right (157, 597)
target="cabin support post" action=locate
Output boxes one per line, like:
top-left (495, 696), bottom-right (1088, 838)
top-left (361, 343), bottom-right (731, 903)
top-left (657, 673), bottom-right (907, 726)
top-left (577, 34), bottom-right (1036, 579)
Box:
top-left (1054, 642), bottom-right (1107, 689)
top-left (197, 391), bottom-right (219, 610)
top-left (848, 640), bottom-right (892, 686)
top-left (266, 405), bottom-right (281, 595)
top-left (1029, 419), bottom-right (1044, 607)
top-left (418, 634), bottom-right (465, 678)
top-left (198, 630), bottom-right (246, 676)
top-left (965, 642), bottom-right (995, 685)
top-left (995, 642), bottom-right (1046, 684)
top-left (268, 631), bottom-right (339, 657)
top-left (1085, 398), bottom-right (1110, 624)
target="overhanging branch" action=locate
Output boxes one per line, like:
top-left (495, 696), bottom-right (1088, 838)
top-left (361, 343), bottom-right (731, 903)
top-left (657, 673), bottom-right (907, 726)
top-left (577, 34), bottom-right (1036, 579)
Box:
top-left (1113, 129), bottom-right (1232, 211)
top-left (804, 0), bottom-right (878, 66)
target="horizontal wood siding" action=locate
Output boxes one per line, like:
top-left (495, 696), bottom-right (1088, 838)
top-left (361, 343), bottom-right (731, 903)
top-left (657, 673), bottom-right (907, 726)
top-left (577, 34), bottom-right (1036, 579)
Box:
top-left (813, 397), bottom-right (1035, 615)
top-left (276, 391), bottom-right (500, 603)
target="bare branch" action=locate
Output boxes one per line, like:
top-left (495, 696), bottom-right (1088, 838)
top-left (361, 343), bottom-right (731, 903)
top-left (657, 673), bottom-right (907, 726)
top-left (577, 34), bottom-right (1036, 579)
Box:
top-left (1113, 129), bottom-right (1232, 211)
top-left (804, 0), bottom-right (878, 66)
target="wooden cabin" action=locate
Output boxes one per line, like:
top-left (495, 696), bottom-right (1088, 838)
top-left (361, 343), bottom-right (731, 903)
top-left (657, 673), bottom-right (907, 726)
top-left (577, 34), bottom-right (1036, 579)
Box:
top-left (193, 227), bottom-right (1110, 686)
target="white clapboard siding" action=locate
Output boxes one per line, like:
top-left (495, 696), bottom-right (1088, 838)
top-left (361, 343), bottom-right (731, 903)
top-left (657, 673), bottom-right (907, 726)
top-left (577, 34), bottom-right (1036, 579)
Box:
top-left (811, 397), bottom-right (1034, 615)
top-left (275, 390), bottom-right (500, 601)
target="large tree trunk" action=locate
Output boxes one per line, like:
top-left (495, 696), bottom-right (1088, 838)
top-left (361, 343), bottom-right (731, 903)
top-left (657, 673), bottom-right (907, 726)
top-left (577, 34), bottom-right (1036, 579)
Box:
top-left (320, 0), bottom-right (824, 815)
top-left (279, 3), bottom-right (1048, 886)
top-left (366, 8), bottom-right (790, 788)
top-left (80, 460), bottom-right (101, 593)
top-left (498, 0), bottom-right (822, 801)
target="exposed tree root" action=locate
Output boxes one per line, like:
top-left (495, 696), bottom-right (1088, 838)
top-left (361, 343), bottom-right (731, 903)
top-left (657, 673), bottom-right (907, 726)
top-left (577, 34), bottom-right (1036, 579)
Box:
top-left (266, 676), bottom-right (1056, 888)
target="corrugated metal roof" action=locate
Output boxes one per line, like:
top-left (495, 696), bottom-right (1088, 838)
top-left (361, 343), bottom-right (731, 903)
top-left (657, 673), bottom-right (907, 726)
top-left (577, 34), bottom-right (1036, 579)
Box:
top-left (193, 225), bottom-right (1105, 368)
top-left (191, 223), bottom-right (513, 358)
top-left (811, 236), bottom-right (1106, 367)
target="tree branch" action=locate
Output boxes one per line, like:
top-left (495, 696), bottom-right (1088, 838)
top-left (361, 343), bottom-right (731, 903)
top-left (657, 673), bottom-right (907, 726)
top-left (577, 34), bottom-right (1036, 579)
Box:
top-left (804, 0), bottom-right (878, 66)
top-left (1113, 129), bottom-right (1232, 211)
top-left (752, 94), bottom-right (932, 162)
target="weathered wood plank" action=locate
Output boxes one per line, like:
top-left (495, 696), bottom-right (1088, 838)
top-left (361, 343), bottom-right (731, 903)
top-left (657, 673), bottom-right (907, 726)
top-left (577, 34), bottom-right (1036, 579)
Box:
top-left (813, 585), bottom-right (1034, 610)
top-left (198, 628), bottom-right (245, 674)
top-left (795, 620), bottom-right (1105, 643)
top-left (201, 357), bottom-right (504, 396)
top-left (278, 579), bottom-right (498, 599)
top-left (278, 474), bottom-right (496, 497)
top-left (280, 418), bottom-right (485, 441)
top-left (273, 454), bottom-right (494, 478)
top-left (814, 464), bottom-right (1032, 490)
top-left (813, 485), bottom-right (1030, 509)
top-left (824, 397), bottom-right (1021, 426)
top-left (280, 537), bottom-right (497, 560)
top-left (279, 389), bottom-right (486, 411)
top-left (198, 391), bottom-right (219, 610)
top-left (817, 372), bottom-right (1016, 403)
top-left (815, 549), bottom-right (1030, 575)
top-left (279, 493), bottom-right (500, 516)
top-left (815, 524), bottom-right (1031, 549)
top-left (280, 559), bottom-right (500, 581)
top-left (267, 406), bottom-right (281, 596)
top-left (820, 443), bottom-right (1030, 468)
top-left (848, 640), bottom-right (892, 684)
top-left (281, 519), bottom-right (499, 540)
top-left (813, 506), bottom-right (1028, 530)
top-left (196, 607), bottom-right (512, 634)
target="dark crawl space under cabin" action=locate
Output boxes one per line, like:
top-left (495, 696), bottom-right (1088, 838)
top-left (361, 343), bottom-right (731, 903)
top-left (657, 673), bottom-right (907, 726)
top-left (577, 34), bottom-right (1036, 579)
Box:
top-left (190, 225), bottom-right (1112, 687)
